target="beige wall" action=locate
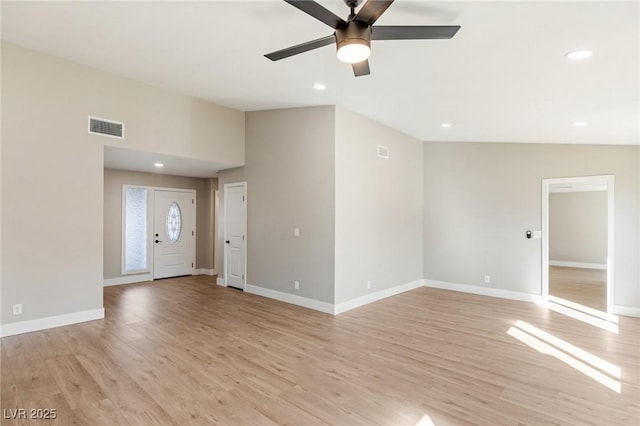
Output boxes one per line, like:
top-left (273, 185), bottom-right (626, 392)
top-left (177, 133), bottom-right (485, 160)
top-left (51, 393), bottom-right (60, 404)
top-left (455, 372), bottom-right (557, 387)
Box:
top-left (1, 43), bottom-right (244, 326)
top-left (423, 142), bottom-right (639, 308)
top-left (334, 107), bottom-right (423, 303)
top-left (550, 191), bottom-right (608, 265)
top-left (103, 169), bottom-right (216, 280)
top-left (240, 106), bottom-right (336, 303)
top-left (218, 106), bottom-right (424, 306)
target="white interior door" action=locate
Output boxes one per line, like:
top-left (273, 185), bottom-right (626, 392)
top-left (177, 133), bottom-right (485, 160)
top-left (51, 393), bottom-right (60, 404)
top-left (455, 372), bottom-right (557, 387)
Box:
top-left (225, 183), bottom-right (246, 290)
top-left (153, 190), bottom-right (195, 279)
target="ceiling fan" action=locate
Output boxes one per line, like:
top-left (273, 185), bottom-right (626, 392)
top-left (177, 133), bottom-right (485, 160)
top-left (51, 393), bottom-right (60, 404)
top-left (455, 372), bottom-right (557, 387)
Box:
top-left (265, 0), bottom-right (460, 77)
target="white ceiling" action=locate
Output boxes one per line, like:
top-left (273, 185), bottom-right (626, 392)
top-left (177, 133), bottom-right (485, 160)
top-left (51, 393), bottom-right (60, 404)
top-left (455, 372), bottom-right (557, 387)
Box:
top-left (2, 0), bottom-right (639, 148)
top-left (104, 146), bottom-right (229, 178)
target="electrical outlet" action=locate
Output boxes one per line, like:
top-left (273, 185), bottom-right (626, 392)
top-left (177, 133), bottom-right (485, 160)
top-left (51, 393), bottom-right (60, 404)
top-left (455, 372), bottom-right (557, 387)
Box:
top-left (484, 275), bottom-right (491, 284)
top-left (294, 227), bottom-right (300, 237)
top-left (13, 304), bottom-right (22, 315)
top-left (294, 280), bottom-right (299, 290)
top-left (366, 280), bottom-right (371, 289)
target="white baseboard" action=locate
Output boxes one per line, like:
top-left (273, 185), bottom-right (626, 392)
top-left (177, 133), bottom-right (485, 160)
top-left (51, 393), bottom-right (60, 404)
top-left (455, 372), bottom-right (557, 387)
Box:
top-left (244, 284), bottom-right (334, 315)
top-left (547, 295), bottom-right (619, 322)
top-left (104, 273), bottom-right (152, 287)
top-left (216, 277), bottom-right (226, 286)
top-left (245, 279), bottom-right (540, 316)
top-left (424, 279), bottom-right (541, 303)
top-left (193, 268), bottom-right (217, 276)
top-left (549, 260), bottom-right (607, 270)
top-left (334, 279), bottom-right (425, 315)
top-left (613, 305), bottom-right (640, 318)
top-left (0, 308), bottom-right (105, 338)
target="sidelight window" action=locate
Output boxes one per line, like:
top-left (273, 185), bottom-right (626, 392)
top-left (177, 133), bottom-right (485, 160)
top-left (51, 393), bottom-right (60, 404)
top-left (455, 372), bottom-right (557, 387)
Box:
top-left (123, 186), bottom-right (149, 273)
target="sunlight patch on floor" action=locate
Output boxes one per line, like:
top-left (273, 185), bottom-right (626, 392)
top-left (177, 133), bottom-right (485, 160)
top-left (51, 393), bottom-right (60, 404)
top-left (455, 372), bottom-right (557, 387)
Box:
top-left (415, 413), bottom-right (435, 426)
top-left (513, 320), bottom-right (620, 379)
top-left (507, 321), bottom-right (621, 393)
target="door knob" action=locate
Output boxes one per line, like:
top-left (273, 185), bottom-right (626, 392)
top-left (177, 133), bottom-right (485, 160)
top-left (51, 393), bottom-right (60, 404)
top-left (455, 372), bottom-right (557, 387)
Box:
top-left (155, 239), bottom-right (162, 243)
top-left (225, 240), bottom-right (230, 244)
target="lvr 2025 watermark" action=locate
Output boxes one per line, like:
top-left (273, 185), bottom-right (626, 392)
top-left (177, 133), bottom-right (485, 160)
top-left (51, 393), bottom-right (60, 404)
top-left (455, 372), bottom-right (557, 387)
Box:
top-left (3, 408), bottom-right (57, 420)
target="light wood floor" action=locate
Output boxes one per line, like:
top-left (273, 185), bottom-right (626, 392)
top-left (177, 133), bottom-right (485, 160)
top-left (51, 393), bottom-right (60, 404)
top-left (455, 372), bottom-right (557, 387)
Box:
top-left (1, 276), bottom-right (638, 425)
top-left (549, 266), bottom-right (607, 311)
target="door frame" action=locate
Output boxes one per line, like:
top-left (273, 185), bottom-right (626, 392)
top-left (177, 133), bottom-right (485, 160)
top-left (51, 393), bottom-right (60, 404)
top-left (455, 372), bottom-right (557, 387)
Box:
top-left (121, 184), bottom-right (196, 279)
top-left (541, 175), bottom-right (615, 317)
top-left (223, 182), bottom-right (247, 289)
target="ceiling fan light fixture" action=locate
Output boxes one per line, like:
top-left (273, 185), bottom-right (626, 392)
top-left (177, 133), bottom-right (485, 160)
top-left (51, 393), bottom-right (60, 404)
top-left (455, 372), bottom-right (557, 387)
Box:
top-left (337, 40), bottom-right (371, 63)
top-left (336, 21), bottom-right (372, 64)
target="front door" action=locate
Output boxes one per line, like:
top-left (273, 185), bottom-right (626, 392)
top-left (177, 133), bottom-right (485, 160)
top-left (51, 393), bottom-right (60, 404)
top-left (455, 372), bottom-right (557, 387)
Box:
top-left (153, 190), bottom-right (195, 279)
top-left (225, 183), bottom-right (246, 290)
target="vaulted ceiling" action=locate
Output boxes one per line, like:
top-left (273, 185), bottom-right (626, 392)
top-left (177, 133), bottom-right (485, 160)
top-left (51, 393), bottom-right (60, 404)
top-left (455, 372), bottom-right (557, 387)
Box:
top-left (2, 1), bottom-right (638, 145)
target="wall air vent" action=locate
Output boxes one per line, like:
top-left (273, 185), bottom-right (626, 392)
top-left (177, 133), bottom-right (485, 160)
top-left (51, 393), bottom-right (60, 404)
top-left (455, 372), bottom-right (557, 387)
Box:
top-left (88, 116), bottom-right (124, 139)
top-left (377, 145), bottom-right (389, 159)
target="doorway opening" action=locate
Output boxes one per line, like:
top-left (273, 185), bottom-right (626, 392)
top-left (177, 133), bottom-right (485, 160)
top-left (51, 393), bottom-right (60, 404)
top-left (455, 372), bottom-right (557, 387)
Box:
top-left (123, 186), bottom-right (196, 280)
top-left (542, 175), bottom-right (614, 320)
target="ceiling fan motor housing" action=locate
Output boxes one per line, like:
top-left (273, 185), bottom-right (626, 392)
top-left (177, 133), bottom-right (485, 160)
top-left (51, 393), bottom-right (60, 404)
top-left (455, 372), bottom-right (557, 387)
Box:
top-left (344, 0), bottom-right (363, 8)
top-left (336, 20), bottom-right (372, 52)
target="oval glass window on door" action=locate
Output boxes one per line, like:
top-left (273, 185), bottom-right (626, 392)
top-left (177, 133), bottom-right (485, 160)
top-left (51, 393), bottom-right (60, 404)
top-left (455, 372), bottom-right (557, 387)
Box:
top-left (166, 201), bottom-right (182, 243)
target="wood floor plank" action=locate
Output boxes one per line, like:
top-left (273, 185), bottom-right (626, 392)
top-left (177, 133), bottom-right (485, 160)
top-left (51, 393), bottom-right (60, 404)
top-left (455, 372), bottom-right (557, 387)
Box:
top-left (278, 387), bottom-right (372, 426)
top-left (1, 346), bottom-right (33, 426)
top-left (29, 329), bottom-right (73, 360)
top-left (1, 275), bottom-right (638, 425)
top-left (59, 327), bottom-right (177, 425)
top-left (44, 355), bottom-right (107, 411)
top-left (70, 397), bottom-right (129, 426)
top-left (228, 383), bottom-right (326, 426)
top-left (550, 266), bottom-right (607, 311)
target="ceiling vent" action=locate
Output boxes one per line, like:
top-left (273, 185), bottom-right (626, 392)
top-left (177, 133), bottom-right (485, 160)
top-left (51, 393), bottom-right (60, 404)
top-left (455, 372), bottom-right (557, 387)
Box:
top-left (88, 116), bottom-right (124, 139)
top-left (377, 145), bottom-right (389, 159)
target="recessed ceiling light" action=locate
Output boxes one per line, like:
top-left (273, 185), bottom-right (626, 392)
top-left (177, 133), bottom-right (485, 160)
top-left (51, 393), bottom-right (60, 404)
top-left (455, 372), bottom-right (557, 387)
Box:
top-left (566, 50), bottom-right (592, 60)
top-left (313, 83), bottom-right (326, 91)
top-left (441, 123), bottom-right (452, 128)
top-left (154, 162), bottom-right (164, 168)
top-left (573, 121), bottom-right (587, 127)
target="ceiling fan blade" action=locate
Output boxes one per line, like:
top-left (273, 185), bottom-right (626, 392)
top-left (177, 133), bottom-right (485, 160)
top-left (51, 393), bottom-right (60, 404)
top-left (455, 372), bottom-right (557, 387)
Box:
top-left (352, 59), bottom-right (370, 77)
top-left (285, 0), bottom-right (347, 29)
top-left (265, 34), bottom-right (336, 61)
top-left (372, 25), bottom-right (460, 40)
top-left (353, 0), bottom-right (395, 25)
